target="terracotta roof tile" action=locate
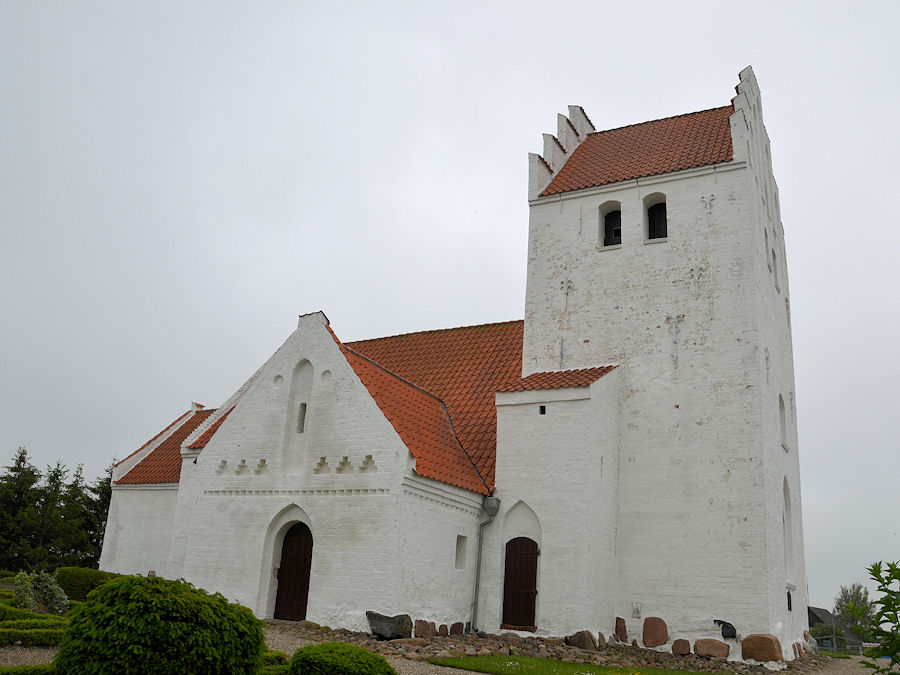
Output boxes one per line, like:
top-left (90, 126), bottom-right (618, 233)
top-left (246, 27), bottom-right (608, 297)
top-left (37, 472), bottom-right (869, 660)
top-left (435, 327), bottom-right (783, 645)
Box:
top-left (343, 348), bottom-right (489, 495)
top-left (541, 106), bottom-right (734, 196)
top-left (498, 366), bottom-right (616, 392)
top-left (186, 407), bottom-right (234, 449)
top-left (116, 409), bottom-right (215, 485)
top-left (347, 320), bottom-right (523, 491)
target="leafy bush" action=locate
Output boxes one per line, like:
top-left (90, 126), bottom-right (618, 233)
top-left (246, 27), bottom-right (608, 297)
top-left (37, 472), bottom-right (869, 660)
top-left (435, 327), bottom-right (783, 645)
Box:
top-left (289, 642), bottom-right (396, 675)
top-left (54, 575), bottom-right (265, 675)
top-left (13, 572), bottom-right (69, 615)
top-left (53, 567), bottom-right (119, 602)
top-left (13, 573), bottom-right (37, 613)
top-left (858, 560), bottom-right (899, 675)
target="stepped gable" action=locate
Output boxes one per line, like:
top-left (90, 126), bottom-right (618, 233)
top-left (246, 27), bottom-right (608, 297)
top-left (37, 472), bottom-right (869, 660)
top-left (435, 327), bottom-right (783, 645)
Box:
top-left (540, 105), bottom-right (734, 196)
top-left (116, 408), bottom-right (215, 484)
top-left (347, 320), bottom-right (524, 491)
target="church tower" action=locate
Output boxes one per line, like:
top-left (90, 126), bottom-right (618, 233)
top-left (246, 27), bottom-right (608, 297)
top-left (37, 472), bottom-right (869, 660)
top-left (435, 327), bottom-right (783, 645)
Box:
top-left (521, 67), bottom-right (807, 653)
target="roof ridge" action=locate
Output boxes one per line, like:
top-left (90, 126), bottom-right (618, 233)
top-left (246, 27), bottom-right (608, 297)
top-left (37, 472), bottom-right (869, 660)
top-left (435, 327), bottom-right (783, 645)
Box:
top-left (586, 104), bottom-right (734, 138)
top-left (342, 345), bottom-right (446, 404)
top-left (347, 318), bottom-right (523, 345)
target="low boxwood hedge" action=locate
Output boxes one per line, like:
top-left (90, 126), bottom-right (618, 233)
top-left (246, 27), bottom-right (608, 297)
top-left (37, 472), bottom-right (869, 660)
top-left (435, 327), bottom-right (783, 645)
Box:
top-left (0, 666), bottom-right (56, 674)
top-left (0, 603), bottom-right (45, 621)
top-left (1, 618), bottom-right (68, 630)
top-left (0, 628), bottom-right (66, 647)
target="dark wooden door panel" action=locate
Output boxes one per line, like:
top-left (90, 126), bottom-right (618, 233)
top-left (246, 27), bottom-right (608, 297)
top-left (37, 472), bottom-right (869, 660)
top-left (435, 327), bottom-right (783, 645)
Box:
top-left (274, 522), bottom-right (313, 621)
top-left (502, 537), bottom-right (538, 629)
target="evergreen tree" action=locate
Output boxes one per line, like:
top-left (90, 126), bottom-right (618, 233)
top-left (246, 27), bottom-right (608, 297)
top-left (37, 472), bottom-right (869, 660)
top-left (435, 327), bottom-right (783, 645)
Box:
top-left (0, 448), bottom-right (42, 570)
top-left (32, 461), bottom-right (68, 569)
top-left (0, 449), bottom-right (114, 571)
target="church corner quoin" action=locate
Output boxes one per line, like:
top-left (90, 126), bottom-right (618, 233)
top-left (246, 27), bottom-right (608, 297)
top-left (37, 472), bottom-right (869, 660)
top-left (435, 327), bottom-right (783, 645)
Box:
top-left (99, 67), bottom-right (809, 661)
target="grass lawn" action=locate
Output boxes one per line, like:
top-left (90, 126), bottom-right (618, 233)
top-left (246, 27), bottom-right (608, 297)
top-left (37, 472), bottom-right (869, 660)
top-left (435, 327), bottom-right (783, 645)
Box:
top-left (818, 650), bottom-right (851, 659)
top-left (430, 654), bottom-right (699, 675)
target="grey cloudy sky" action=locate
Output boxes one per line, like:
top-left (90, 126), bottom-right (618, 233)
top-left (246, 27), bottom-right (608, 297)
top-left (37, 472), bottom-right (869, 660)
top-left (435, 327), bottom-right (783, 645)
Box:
top-left (1, 1), bottom-right (897, 610)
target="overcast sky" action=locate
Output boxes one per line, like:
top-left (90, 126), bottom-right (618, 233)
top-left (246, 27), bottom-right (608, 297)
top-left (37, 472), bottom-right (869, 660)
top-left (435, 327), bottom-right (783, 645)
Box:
top-left (1, 1), bottom-right (897, 611)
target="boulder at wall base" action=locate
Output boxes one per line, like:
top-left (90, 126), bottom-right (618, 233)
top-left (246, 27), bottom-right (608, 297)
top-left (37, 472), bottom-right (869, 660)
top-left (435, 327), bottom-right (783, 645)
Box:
top-left (566, 630), bottom-right (597, 651)
top-left (643, 616), bottom-right (668, 648)
top-left (365, 611), bottom-right (412, 640)
top-left (615, 617), bottom-right (627, 642)
top-left (742, 633), bottom-right (783, 661)
top-left (449, 622), bottom-right (464, 636)
top-left (672, 639), bottom-right (691, 655)
top-left (438, 624), bottom-right (448, 637)
top-left (414, 619), bottom-right (436, 638)
top-left (596, 631), bottom-right (607, 648)
top-left (695, 638), bottom-right (730, 658)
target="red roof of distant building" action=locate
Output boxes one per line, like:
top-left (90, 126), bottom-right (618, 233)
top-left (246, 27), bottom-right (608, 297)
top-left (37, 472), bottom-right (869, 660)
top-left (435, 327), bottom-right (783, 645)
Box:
top-left (116, 409), bottom-right (215, 485)
top-left (541, 106), bottom-right (734, 196)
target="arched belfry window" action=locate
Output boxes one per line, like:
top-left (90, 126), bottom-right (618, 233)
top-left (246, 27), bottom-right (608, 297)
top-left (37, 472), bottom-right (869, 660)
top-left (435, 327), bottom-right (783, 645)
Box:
top-left (643, 193), bottom-right (667, 240)
top-left (599, 201), bottom-right (622, 247)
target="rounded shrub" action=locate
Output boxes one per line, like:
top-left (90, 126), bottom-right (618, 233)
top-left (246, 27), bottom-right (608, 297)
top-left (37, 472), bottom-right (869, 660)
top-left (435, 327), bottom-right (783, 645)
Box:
top-left (54, 567), bottom-right (121, 602)
top-left (54, 575), bottom-right (265, 675)
top-left (289, 641), bottom-right (397, 675)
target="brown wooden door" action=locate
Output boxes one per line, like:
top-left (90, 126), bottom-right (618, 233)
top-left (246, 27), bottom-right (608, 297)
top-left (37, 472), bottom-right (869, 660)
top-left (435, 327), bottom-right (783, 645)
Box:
top-left (502, 536), bottom-right (538, 629)
top-left (274, 522), bottom-right (313, 621)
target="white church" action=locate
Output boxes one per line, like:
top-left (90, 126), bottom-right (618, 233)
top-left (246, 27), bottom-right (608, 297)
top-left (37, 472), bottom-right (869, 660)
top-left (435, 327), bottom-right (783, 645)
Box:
top-left (100, 67), bottom-right (809, 659)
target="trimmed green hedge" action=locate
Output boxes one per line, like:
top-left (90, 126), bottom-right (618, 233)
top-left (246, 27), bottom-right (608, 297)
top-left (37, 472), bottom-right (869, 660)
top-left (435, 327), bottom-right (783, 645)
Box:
top-left (1, 619), bottom-right (68, 630)
top-left (0, 603), bottom-right (45, 621)
top-left (263, 651), bottom-right (289, 665)
top-left (0, 666), bottom-right (55, 674)
top-left (52, 568), bottom-right (120, 602)
top-left (289, 642), bottom-right (396, 675)
top-left (0, 628), bottom-right (66, 647)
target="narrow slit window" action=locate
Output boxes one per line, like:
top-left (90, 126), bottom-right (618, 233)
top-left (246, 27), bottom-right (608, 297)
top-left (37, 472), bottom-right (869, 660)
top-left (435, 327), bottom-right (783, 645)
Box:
top-left (297, 402), bottom-right (307, 433)
top-left (455, 535), bottom-right (467, 569)
top-left (539, 405), bottom-right (546, 415)
top-left (648, 202), bottom-right (667, 239)
top-left (603, 210), bottom-right (621, 246)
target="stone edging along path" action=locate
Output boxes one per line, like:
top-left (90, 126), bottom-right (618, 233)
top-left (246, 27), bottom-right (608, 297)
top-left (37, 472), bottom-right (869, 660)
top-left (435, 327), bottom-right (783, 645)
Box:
top-left (265, 621), bottom-right (837, 674)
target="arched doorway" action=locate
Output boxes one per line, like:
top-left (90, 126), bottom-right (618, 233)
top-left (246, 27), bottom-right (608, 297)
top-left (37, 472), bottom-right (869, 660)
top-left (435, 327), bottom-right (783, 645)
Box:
top-left (501, 536), bottom-right (538, 630)
top-left (274, 522), bottom-right (313, 620)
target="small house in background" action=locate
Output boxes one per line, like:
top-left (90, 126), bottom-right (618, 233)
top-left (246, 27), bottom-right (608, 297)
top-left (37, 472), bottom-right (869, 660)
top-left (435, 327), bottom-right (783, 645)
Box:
top-left (101, 67), bottom-right (809, 660)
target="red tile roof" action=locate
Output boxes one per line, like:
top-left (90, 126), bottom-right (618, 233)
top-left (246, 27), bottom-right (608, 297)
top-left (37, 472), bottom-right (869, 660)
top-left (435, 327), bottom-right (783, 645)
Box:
top-left (119, 321), bottom-right (617, 493)
top-left (116, 409), bottom-right (215, 484)
top-left (346, 321), bottom-right (524, 490)
top-left (541, 106), bottom-right (734, 196)
top-left (186, 407), bottom-right (234, 449)
top-left (498, 366), bottom-right (617, 392)
top-left (343, 348), bottom-right (489, 495)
